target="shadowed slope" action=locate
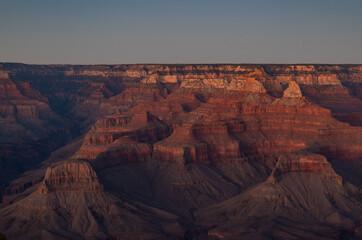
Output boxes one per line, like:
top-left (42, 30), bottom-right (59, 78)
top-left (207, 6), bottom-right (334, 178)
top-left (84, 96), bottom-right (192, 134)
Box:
top-left (0, 64), bottom-right (361, 240)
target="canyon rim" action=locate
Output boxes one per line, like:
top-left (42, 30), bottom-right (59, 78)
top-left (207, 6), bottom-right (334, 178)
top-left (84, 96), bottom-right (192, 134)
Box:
top-left (0, 63), bottom-right (361, 239)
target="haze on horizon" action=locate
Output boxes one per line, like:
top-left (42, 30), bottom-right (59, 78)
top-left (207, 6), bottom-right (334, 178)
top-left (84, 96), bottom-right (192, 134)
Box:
top-left (1, 0), bottom-right (361, 65)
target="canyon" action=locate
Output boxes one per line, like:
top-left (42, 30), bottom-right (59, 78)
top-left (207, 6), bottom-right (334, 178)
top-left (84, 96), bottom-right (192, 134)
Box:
top-left (0, 63), bottom-right (361, 239)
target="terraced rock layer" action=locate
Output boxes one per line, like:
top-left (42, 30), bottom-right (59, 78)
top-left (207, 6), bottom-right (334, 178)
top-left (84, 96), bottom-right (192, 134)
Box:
top-left (0, 63), bottom-right (361, 240)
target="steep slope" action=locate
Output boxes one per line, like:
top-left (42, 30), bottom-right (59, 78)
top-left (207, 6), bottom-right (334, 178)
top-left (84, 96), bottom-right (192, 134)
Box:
top-left (195, 151), bottom-right (361, 240)
top-left (0, 71), bottom-right (68, 185)
top-left (0, 63), bottom-right (361, 240)
top-left (0, 160), bottom-right (184, 240)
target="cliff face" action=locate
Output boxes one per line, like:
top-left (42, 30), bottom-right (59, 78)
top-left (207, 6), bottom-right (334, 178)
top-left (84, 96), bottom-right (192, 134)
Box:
top-left (267, 152), bottom-right (343, 184)
top-left (0, 63), bottom-right (361, 240)
top-left (0, 71), bottom-right (69, 185)
top-left (38, 160), bottom-right (103, 194)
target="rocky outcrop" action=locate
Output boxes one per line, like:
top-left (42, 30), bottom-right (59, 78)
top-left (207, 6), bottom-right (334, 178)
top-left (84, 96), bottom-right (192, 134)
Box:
top-left (154, 121), bottom-right (244, 164)
top-left (0, 63), bottom-right (362, 240)
top-left (0, 75), bottom-right (69, 186)
top-left (283, 81), bottom-right (302, 98)
top-left (0, 78), bottom-right (54, 124)
top-left (267, 152), bottom-right (342, 184)
top-left (4, 173), bottom-right (44, 196)
top-left (153, 125), bottom-right (209, 163)
top-left (180, 76), bottom-right (267, 93)
top-left (92, 141), bottom-right (151, 169)
top-left (38, 160), bottom-right (103, 194)
top-left (0, 70), bottom-right (9, 79)
top-left (76, 112), bottom-right (171, 159)
top-left (1, 63), bottom-right (360, 176)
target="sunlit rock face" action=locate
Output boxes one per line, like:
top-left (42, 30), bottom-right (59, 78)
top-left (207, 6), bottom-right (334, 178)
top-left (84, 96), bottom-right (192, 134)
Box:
top-left (283, 81), bottom-right (302, 98)
top-left (0, 63), bottom-right (361, 240)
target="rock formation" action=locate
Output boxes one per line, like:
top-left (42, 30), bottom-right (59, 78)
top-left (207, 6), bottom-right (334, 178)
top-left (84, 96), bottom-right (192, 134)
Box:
top-left (75, 112), bottom-right (171, 160)
top-left (38, 160), bottom-right (103, 194)
top-left (267, 151), bottom-right (342, 184)
top-left (283, 80), bottom-right (302, 97)
top-left (0, 63), bottom-right (361, 240)
top-left (0, 73), bottom-right (68, 185)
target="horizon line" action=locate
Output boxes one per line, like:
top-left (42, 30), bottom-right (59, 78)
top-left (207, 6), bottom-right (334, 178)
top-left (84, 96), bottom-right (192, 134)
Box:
top-left (1, 62), bottom-right (362, 66)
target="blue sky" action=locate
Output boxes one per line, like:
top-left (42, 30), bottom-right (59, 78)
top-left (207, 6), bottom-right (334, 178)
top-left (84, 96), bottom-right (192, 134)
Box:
top-left (1, 0), bottom-right (361, 64)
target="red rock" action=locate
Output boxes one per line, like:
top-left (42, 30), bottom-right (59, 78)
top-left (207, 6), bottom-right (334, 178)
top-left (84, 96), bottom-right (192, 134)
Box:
top-left (154, 120), bottom-right (245, 164)
top-left (267, 152), bottom-right (342, 184)
top-left (38, 160), bottom-right (103, 194)
top-left (153, 125), bottom-right (209, 163)
top-left (92, 141), bottom-right (151, 169)
top-left (283, 81), bottom-right (302, 97)
top-left (302, 85), bottom-right (362, 125)
top-left (0, 78), bottom-right (25, 100)
top-left (76, 112), bottom-right (171, 159)
top-left (0, 63), bottom-right (362, 240)
top-left (0, 71), bottom-right (9, 79)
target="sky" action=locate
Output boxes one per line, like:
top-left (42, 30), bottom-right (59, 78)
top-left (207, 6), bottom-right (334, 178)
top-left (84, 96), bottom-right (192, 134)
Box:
top-left (0, 0), bottom-right (361, 64)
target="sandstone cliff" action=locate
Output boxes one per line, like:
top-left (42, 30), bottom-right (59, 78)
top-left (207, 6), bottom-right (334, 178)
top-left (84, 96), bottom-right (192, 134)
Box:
top-left (0, 63), bottom-right (361, 240)
top-left (38, 160), bottom-right (103, 194)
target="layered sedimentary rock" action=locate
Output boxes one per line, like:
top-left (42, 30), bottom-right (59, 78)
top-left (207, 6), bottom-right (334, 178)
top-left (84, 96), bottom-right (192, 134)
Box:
top-left (0, 63), bottom-right (361, 240)
top-left (0, 159), bottom-right (182, 240)
top-left (283, 80), bottom-right (302, 97)
top-left (267, 152), bottom-right (342, 184)
top-left (195, 172), bottom-right (361, 240)
top-left (153, 79), bottom-right (359, 170)
top-left (0, 74), bottom-right (49, 120)
top-left (0, 72), bottom-right (68, 185)
top-left (38, 160), bottom-right (103, 194)
top-left (76, 112), bottom-right (171, 160)
top-left (92, 140), bottom-right (152, 169)
top-left (154, 120), bottom-right (244, 164)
